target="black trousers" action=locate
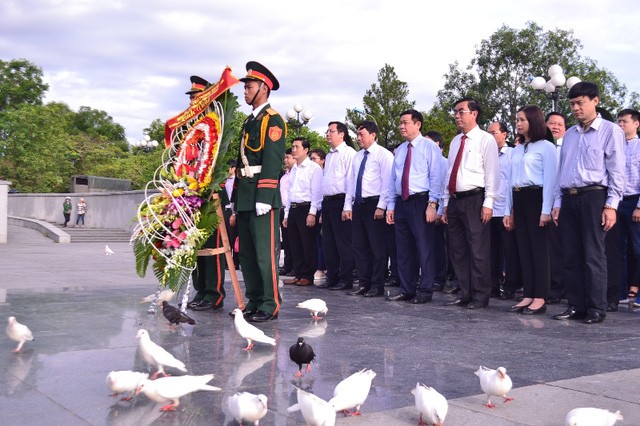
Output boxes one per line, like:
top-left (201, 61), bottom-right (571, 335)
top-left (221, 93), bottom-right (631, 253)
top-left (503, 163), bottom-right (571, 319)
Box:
top-left (447, 192), bottom-right (491, 303)
top-left (224, 207), bottom-right (239, 269)
top-left (352, 197), bottom-right (387, 291)
top-left (322, 196), bottom-right (354, 286)
top-left (395, 194), bottom-right (436, 297)
top-left (605, 222), bottom-right (621, 304)
top-left (513, 188), bottom-right (550, 299)
top-left (280, 209), bottom-right (292, 273)
top-left (548, 220), bottom-right (565, 299)
top-left (385, 222), bottom-right (399, 281)
top-left (490, 216), bottom-right (520, 294)
top-left (288, 204), bottom-right (317, 282)
top-left (560, 189), bottom-right (607, 314)
top-left (434, 222), bottom-right (447, 286)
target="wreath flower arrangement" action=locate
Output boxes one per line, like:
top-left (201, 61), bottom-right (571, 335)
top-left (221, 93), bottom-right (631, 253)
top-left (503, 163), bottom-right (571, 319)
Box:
top-left (131, 75), bottom-right (239, 293)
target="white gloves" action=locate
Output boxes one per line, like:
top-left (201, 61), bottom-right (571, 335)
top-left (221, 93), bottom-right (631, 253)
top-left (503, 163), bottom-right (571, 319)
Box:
top-left (255, 202), bottom-right (272, 216)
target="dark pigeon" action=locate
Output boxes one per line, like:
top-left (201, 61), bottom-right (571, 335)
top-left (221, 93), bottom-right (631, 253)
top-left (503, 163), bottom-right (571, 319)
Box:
top-left (162, 301), bottom-right (196, 326)
top-left (289, 337), bottom-right (315, 378)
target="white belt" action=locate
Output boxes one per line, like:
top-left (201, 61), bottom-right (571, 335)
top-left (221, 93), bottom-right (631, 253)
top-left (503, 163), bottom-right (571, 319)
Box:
top-left (239, 165), bottom-right (262, 178)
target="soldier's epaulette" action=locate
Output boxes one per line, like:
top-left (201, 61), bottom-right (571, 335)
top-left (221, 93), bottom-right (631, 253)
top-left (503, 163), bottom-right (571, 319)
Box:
top-left (265, 107), bottom-right (277, 116)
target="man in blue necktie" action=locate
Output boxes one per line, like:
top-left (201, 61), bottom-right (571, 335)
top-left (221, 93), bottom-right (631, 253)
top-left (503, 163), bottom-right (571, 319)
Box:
top-left (343, 121), bottom-right (393, 297)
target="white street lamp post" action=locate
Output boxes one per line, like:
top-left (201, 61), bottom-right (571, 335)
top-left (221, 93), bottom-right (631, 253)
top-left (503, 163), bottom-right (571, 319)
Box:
top-left (286, 103), bottom-right (313, 135)
top-left (531, 65), bottom-right (581, 112)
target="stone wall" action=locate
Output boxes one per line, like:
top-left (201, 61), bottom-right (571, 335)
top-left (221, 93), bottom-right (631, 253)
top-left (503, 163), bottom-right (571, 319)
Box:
top-left (7, 190), bottom-right (157, 231)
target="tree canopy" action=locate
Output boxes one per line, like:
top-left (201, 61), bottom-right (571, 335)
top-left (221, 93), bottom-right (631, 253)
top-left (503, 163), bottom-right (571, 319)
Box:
top-left (0, 59), bottom-right (48, 111)
top-left (345, 64), bottom-right (415, 148)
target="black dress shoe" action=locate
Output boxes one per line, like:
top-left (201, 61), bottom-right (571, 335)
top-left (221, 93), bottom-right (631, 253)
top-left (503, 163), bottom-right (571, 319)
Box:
top-left (507, 303), bottom-right (528, 313)
top-left (584, 311), bottom-right (606, 324)
top-left (192, 300), bottom-right (216, 311)
top-left (364, 289), bottom-right (384, 298)
top-left (186, 299), bottom-right (204, 309)
top-left (432, 283), bottom-right (444, 292)
top-left (553, 307), bottom-right (587, 320)
top-left (348, 287), bottom-right (368, 296)
top-left (547, 296), bottom-right (562, 305)
top-left (445, 298), bottom-right (469, 306)
top-left (607, 302), bottom-right (618, 312)
top-left (467, 301), bottom-right (488, 310)
top-left (247, 310), bottom-right (278, 322)
top-left (386, 293), bottom-right (413, 302)
top-left (411, 295), bottom-right (432, 304)
top-left (444, 286), bottom-right (461, 294)
top-left (229, 308), bottom-right (257, 318)
top-left (522, 304), bottom-right (546, 315)
top-left (330, 283), bottom-right (353, 291)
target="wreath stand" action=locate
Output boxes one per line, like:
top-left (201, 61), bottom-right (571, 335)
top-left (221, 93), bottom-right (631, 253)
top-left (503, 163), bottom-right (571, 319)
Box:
top-left (196, 193), bottom-right (245, 310)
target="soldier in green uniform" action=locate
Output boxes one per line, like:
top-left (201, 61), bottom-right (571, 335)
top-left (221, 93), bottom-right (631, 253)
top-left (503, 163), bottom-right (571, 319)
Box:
top-left (233, 61), bottom-right (286, 322)
top-left (182, 75), bottom-right (226, 311)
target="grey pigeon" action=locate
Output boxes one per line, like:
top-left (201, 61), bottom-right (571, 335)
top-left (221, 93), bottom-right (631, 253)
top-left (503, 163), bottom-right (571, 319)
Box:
top-left (289, 337), bottom-right (315, 378)
top-left (162, 301), bottom-right (195, 326)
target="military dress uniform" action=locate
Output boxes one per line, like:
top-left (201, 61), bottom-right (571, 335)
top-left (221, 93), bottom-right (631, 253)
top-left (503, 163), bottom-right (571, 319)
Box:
top-left (233, 62), bottom-right (286, 320)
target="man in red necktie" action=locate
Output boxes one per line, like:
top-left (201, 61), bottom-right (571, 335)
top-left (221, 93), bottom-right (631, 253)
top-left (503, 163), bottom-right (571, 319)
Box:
top-left (442, 98), bottom-right (499, 309)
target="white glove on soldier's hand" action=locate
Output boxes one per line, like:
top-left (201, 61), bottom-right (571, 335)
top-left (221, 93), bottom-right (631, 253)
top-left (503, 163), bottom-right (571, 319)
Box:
top-left (255, 202), bottom-right (272, 216)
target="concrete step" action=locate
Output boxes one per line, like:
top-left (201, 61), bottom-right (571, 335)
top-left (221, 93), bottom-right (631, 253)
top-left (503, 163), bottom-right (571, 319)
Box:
top-left (53, 223), bottom-right (132, 243)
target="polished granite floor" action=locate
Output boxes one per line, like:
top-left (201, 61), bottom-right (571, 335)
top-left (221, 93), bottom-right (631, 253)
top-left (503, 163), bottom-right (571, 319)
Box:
top-left (1, 229), bottom-right (640, 425)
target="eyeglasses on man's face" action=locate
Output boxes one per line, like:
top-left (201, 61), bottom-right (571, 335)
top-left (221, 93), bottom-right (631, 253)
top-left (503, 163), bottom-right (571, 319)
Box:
top-left (452, 109), bottom-right (472, 117)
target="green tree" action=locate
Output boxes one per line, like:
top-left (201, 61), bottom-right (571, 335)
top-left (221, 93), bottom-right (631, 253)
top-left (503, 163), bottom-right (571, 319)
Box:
top-left (345, 64), bottom-right (415, 148)
top-left (72, 106), bottom-right (128, 151)
top-left (0, 103), bottom-right (75, 192)
top-left (422, 107), bottom-right (458, 156)
top-left (0, 59), bottom-right (49, 111)
top-left (435, 21), bottom-right (638, 133)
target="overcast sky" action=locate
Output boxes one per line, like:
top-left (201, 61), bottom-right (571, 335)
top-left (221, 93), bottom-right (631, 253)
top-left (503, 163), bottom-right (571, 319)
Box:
top-left (2, 0), bottom-right (638, 143)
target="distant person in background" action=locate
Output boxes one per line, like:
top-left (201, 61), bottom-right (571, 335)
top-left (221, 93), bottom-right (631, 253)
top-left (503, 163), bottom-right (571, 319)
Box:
top-left (309, 148), bottom-right (327, 282)
top-left (75, 198), bottom-right (87, 228)
top-left (62, 197), bottom-right (72, 228)
top-left (279, 148), bottom-right (295, 276)
top-left (224, 159), bottom-right (239, 269)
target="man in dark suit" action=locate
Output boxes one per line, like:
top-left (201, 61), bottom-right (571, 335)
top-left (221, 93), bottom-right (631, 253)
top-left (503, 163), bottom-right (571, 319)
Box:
top-left (232, 61), bottom-right (286, 322)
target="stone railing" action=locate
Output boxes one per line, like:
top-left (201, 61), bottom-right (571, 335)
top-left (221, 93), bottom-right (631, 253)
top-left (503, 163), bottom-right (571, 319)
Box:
top-left (7, 190), bottom-right (157, 231)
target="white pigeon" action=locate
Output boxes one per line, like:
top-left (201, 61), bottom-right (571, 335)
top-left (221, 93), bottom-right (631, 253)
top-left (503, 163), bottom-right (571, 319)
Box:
top-left (139, 289), bottom-right (176, 304)
top-left (296, 299), bottom-right (328, 320)
top-left (565, 407), bottom-right (623, 426)
top-left (228, 392), bottom-right (268, 425)
top-left (6, 316), bottom-right (34, 353)
top-left (105, 244), bottom-right (115, 255)
top-left (412, 382), bottom-right (448, 426)
top-left (231, 308), bottom-right (276, 350)
top-left (475, 366), bottom-right (513, 408)
top-left (328, 368), bottom-right (376, 416)
top-left (106, 370), bottom-right (149, 401)
top-left (136, 329), bottom-right (187, 378)
top-left (136, 374), bottom-right (220, 411)
top-left (287, 387), bottom-right (336, 426)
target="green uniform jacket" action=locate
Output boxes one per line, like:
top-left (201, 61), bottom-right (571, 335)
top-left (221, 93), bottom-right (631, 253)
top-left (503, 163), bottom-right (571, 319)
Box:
top-left (233, 104), bottom-right (286, 211)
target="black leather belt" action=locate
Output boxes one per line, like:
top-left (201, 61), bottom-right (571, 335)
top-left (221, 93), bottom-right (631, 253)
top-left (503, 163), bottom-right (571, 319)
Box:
top-left (513, 185), bottom-right (542, 192)
top-left (290, 201), bottom-right (311, 208)
top-left (561, 185), bottom-right (607, 196)
top-left (451, 187), bottom-right (484, 199)
top-left (398, 191), bottom-right (429, 201)
top-left (323, 193), bottom-right (345, 201)
top-left (362, 195), bottom-right (380, 202)
top-left (623, 194), bottom-right (640, 201)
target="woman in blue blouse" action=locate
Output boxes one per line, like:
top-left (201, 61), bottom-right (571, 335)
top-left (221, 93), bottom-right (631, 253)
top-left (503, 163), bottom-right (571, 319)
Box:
top-left (503, 105), bottom-right (557, 314)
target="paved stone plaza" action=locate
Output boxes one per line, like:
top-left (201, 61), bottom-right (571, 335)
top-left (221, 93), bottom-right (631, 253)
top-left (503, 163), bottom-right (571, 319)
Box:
top-left (1, 225), bottom-right (639, 425)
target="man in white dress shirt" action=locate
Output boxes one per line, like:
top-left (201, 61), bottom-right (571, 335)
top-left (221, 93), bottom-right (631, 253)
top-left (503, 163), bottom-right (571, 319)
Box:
top-left (343, 120), bottom-right (394, 297)
top-left (321, 121), bottom-right (357, 290)
top-left (442, 97), bottom-right (499, 309)
top-left (282, 137), bottom-right (323, 286)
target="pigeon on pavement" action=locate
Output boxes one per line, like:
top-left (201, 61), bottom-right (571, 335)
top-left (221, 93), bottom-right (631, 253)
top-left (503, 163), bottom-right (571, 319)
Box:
top-left (105, 245), bottom-right (115, 255)
top-left (231, 308), bottom-right (276, 350)
top-left (6, 316), bottom-right (34, 353)
top-left (475, 366), bottom-right (513, 408)
top-left (228, 391), bottom-right (268, 425)
top-left (289, 337), bottom-right (315, 378)
top-left (328, 368), bottom-right (376, 416)
top-left (140, 289), bottom-right (176, 304)
top-left (136, 329), bottom-right (187, 379)
top-left (106, 371), bottom-right (149, 401)
top-left (565, 407), bottom-right (623, 426)
top-left (412, 382), bottom-right (448, 426)
top-left (287, 387), bottom-right (336, 426)
top-left (136, 374), bottom-right (220, 411)
top-left (162, 301), bottom-right (196, 326)
top-left (296, 299), bottom-right (328, 320)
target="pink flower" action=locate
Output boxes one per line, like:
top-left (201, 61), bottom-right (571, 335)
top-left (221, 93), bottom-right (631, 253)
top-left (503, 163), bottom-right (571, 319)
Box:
top-left (172, 218), bottom-right (183, 230)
